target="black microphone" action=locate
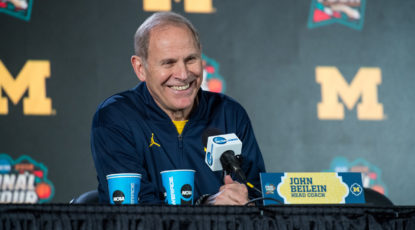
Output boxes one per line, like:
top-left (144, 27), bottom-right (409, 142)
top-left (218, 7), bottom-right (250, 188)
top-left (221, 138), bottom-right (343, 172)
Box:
top-left (220, 150), bottom-right (246, 182)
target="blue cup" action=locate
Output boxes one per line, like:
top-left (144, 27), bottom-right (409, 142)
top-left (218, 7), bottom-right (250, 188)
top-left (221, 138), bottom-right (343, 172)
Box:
top-left (106, 173), bottom-right (141, 204)
top-left (160, 169), bottom-right (195, 205)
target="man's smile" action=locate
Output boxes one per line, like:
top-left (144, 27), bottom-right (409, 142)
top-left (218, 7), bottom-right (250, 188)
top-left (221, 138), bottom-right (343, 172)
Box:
top-left (169, 83), bottom-right (190, 91)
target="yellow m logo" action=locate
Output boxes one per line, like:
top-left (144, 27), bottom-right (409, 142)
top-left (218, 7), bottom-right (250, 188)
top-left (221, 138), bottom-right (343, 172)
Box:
top-left (316, 66), bottom-right (384, 120)
top-left (143, 0), bottom-right (215, 13)
top-left (352, 186), bottom-right (361, 193)
top-left (0, 60), bottom-right (54, 115)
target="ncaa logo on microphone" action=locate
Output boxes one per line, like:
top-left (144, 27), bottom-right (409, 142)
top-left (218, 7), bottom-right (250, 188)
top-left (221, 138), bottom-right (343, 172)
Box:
top-left (213, 137), bottom-right (226, 144)
top-left (206, 152), bottom-right (213, 166)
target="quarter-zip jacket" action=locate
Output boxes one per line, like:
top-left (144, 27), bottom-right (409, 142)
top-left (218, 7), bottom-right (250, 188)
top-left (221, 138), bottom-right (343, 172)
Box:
top-left (91, 82), bottom-right (266, 203)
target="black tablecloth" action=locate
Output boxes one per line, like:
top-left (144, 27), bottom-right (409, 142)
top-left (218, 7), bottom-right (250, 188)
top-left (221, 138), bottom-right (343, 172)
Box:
top-left (1, 204), bottom-right (415, 230)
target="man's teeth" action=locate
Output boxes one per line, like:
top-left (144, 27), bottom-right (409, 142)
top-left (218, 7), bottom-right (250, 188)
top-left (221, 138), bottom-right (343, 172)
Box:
top-left (170, 84), bottom-right (190, 91)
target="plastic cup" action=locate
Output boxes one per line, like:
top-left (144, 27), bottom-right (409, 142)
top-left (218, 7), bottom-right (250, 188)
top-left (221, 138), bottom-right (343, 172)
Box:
top-left (160, 169), bottom-right (195, 205)
top-left (106, 173), bottom-right (141, 204)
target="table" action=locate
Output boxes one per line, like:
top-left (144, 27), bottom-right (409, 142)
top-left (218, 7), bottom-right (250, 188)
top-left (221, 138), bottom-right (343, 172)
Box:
top-left (1, 204), bottom-right (415, 230)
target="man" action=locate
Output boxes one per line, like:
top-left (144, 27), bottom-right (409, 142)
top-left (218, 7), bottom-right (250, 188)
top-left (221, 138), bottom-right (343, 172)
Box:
top-left (91, 12), bottom-right (265, 205)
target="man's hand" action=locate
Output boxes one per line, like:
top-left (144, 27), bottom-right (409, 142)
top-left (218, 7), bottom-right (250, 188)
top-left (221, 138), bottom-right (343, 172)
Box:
top-left (209, 175), bottom-right (248, 205)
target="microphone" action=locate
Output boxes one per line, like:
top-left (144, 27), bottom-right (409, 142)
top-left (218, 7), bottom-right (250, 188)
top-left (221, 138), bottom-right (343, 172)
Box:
top-left (220, 150), bottom-right (246, 182)
top-left (205, 133), bottom-right (246, 181)
top-left (202, 129), bottom-right (265, 201)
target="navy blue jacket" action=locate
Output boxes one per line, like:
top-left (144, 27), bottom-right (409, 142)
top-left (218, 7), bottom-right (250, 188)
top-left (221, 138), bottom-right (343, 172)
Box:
top-left (91, 82), bottom-right (266, 204)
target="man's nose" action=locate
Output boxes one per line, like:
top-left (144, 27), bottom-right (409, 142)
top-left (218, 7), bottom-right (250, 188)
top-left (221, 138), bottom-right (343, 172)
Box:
top-left (174, 61), bottom-right (189, 80)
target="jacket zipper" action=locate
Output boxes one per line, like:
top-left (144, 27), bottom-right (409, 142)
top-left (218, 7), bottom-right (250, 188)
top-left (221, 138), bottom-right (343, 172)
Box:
top-left (178, 120), bottom-right (189, 167)
top-left (178, 134), bottom-right (183, 167)
top-left (178, 134), bottom-right (183, 148)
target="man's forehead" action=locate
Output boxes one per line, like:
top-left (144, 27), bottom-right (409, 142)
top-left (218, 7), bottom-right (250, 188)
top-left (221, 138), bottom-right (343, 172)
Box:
top-left (149, 23), bottom-right (193, 42)
top-left (147, 24), bottom-right (200, 57)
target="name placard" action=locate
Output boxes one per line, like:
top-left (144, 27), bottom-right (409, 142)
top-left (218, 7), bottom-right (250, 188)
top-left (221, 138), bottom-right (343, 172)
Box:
top-left (260, 172), bottom-right (365, 205)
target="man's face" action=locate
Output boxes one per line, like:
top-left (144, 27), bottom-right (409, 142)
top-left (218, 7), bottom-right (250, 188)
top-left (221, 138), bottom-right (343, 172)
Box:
top-left (133, 24), bottom-right (203, 118)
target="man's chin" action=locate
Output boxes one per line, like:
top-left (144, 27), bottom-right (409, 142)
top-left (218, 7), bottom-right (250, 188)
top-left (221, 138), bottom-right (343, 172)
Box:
top-left (170, 99), bottom-right (196, 111)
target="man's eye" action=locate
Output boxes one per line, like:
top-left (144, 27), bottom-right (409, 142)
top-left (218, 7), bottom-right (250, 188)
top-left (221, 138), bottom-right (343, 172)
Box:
top-left (162, 60), bottom-right (175, 66)
top-left (186, 56), bottom-right (197, 63)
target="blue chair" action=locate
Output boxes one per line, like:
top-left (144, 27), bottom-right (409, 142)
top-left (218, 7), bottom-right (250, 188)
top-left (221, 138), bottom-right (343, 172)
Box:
top-left (70, 190), bottom-right (99, 204)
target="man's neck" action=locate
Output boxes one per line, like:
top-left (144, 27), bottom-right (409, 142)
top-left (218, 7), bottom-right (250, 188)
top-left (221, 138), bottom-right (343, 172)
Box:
top-left (157, 95), bottom-right (199, 121)
top-left (169, 110), bottom-right (188, 121)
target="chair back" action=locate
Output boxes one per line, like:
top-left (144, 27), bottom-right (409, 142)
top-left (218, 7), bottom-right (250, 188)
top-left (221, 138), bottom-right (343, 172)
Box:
top-left (70, 190), bottom-right (99, 204)
top-left (364, 188), bottom-right (393, 206)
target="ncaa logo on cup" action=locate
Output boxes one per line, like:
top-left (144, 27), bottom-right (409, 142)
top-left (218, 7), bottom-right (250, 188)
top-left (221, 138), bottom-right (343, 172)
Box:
top-left (180, 184), bottom-right (193, 205)
top-left (213, 137), bottom-right (226, 144)
top-left (181, 184), bottom-right (192, 199)
top-left (112, 190), bottom-right (125, 204)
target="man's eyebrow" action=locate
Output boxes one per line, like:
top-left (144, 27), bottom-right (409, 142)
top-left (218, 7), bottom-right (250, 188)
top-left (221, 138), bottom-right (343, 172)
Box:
top-left (160, 58), bottom-right (176, 65)
top-left (185, 53), bottom-right (200, 60)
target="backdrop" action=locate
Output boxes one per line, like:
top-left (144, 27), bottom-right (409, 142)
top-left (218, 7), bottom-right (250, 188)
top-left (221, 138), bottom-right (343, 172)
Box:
top-left (1, 0), bottom-right (414, 204)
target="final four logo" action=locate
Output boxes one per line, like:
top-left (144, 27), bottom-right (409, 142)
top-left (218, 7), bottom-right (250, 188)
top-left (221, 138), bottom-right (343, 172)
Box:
top-left (0, 153), bottom-right (54, 203)
top-left (265, 183), bottom-right (276, 195)
top-left (0, 0), bottom-right (33, 21)
top-left (308, 0), bottom-right (366, 30)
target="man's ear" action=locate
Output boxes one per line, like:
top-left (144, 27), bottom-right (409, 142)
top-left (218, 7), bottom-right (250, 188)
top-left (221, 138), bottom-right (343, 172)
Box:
top-left (131, 55), bottom-right (147, 82)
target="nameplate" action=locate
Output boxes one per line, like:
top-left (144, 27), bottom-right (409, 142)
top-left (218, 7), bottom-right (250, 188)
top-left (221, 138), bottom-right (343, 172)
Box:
top-left (260, 172), bottom-right (365, 205)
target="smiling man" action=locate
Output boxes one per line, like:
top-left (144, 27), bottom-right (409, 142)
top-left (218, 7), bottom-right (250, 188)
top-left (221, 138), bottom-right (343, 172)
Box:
top-left (131, 22), bottom-right (202, 121)
top-left (91, 12), bottom-right (265, 205)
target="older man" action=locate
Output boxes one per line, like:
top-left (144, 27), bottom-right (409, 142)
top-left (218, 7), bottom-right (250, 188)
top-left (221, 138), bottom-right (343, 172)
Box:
top-left (91, 12), bottom-right (265, 205)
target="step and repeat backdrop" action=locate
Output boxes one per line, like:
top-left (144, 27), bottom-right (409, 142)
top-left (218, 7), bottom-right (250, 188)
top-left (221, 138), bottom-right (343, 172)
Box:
top-left (1, 0), bottom-right (414, 204)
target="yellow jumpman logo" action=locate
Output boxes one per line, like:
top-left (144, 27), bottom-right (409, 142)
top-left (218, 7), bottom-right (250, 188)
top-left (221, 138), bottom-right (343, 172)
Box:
top-left (149, 133), bottom-right (160, 147)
